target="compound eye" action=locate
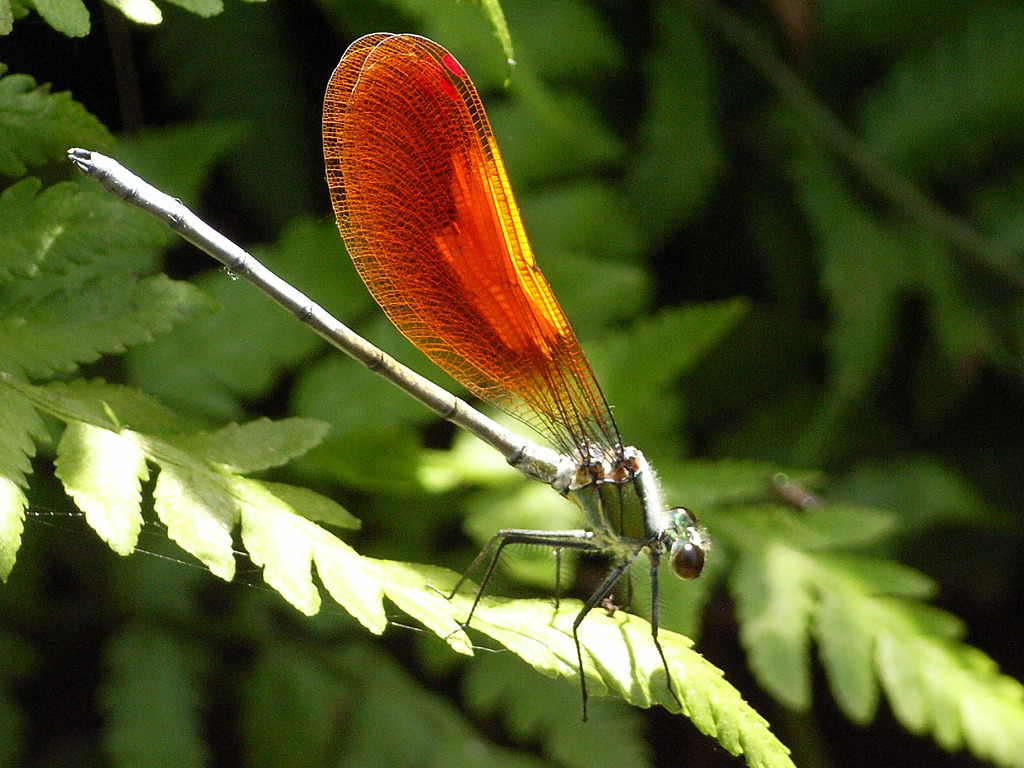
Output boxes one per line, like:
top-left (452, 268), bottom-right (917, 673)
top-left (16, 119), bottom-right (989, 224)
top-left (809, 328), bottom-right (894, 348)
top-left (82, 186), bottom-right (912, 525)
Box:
top-left (670, 539), bottom-right (705, 579)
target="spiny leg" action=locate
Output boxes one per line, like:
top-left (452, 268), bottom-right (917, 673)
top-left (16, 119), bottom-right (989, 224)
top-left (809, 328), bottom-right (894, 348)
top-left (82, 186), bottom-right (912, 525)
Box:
top-left (447, 529), bottom-right (597, 629)
top-left (648, 549), bottom-right (683, 711)
top-left (571, 545), bottom-right (646, 721)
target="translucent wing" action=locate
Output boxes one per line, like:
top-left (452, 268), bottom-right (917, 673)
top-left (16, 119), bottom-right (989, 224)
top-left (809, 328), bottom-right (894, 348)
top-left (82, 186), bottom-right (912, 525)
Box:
top-left (323, 33), bottom-right (620, 458)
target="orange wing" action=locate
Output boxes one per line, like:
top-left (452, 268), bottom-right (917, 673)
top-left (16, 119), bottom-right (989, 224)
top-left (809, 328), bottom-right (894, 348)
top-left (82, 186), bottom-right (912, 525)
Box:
top-left (323, 33), bottom-right (619, 459)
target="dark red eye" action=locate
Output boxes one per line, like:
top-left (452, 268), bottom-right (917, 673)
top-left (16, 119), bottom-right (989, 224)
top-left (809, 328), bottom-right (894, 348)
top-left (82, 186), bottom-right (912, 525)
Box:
top-left (670, 538), bottom-right (705, 579)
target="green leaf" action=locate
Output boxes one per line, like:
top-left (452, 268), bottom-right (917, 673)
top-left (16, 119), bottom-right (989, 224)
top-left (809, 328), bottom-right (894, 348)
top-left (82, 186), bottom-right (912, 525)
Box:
top-left (731, 545), bottom-right (815, 710)
top-left (180, 417), bottom-right (330, 474)
top-left (0, 379), bottom-right (45, 579)
top-left (0, 179), bottom-right (160, 282)
top-left (7, 373), bottom-right (794, 761)
top-left (815, 590), bottom-right (879, 722)
top-left (310, 530), bottom-right (388, 635)
top-left (167, 0), bottom-right (229, 17)
top-left (151, 456), bottom-right (239, 581)
top-left (370, 559), bottom-right (474, 656)
top-left (4, 181), bottom-right (168, 285)
top-left (101, 627), bottom-right (211, 768)
top-left (236, 475), bottom-right (372, 620)
top-left (789, 145), bottom-right (1005, 464)
top-left (18, 377), bottom-right (188, 434)
top-left (257, 480), bottom-right (359, 530)
top-left (0, 273), bottom-right (217, 378)
top-left (0, 1), bottom-right (13, 34)
top-left (725, 521), bottom-right (1024, 765)
top-left (0, 64), bottom-right (112, 169)
top-left (236, 476), bottom-right (326, 615)
top-left (54, 421), bottom-right (147, 555)
top-left (104, 0), bottom-right (162, 25)
top-left (821, 555), bottom-right (936, 600)
top-left (0, 375), bottom-right (44, 487)
top-left (871, 600), bottom-right (1024, 765)
top-left (23, 376), bottom-right (370, 621)
top-left (0, 178), bottom-right (68, 279)
top-left (0, 476), bottom-right (28, 582)
top-left (30, 0), bottom-right (89, 35)
top-left (465, 596), bottom-right (794, 768)
top-left (787, 504), bottom-right (896, 549)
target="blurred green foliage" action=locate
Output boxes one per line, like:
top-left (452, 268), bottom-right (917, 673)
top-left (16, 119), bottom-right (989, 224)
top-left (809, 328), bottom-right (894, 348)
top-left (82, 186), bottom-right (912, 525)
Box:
top-left (1, 0), bottom-right (1023, 767)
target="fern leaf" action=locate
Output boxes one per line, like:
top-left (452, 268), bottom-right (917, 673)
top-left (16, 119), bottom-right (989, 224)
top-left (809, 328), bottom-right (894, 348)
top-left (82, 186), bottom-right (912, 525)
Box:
top-left (151, 457), bottom-right (239, 581)
top-left (458, 595), bottom-right (794, 768)
top-left (24, 378), bottom-right (188, 433)
top-left (180, 418), bottom-right (331, 474)
top-left (0, 476), bottom-right (28, 582)
top-left (8, 374), bottom-right (794, 762)
top-left (235, 474), bottom-right (372, 621)
top-left (872, 599), bottom-right (1024, 765)
top-left (0, 376), bottom-right (44, 486)
top-left (370, 559), bottom-right (474, 655)
top-left (727, 513), bottom-right (1024, 767)
top-left (816, 589), bottom-right (878, 722)
top-left (0, 273), bottom-right (217, 378)
top-left (0, 179), bottom-right (167, 284)
top-left (55, 421), bottom-right (148, 555)
top-left (0, 64), bottom-right (113, 173)
top-left (732, 544), bottom-right (816, 710)
top-left (102, 0), bottom-right (162, 26)
top-left (258, 480), bottom-right (360, 529)
top-left (0, 380), bottom-right (47, 580)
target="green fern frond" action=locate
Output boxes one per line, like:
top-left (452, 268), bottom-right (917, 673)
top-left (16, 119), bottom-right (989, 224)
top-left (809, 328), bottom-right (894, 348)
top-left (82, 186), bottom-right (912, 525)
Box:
top-left (0, 65), bottom-right (113, 174)
top-left (728, 509), bottom-right (1024, 767)
top-left (0, 372), bottom-right (794, 766)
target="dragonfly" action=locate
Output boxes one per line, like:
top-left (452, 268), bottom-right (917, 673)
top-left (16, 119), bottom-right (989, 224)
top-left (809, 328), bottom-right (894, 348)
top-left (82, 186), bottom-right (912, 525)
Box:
top-left (322, 33), bottom-right (707, 716)
top-left (69, 32), bottom-right (707, 720)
